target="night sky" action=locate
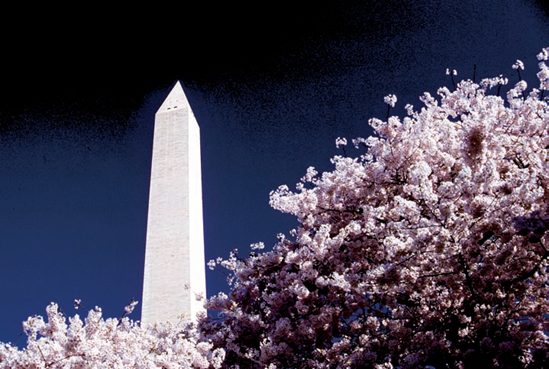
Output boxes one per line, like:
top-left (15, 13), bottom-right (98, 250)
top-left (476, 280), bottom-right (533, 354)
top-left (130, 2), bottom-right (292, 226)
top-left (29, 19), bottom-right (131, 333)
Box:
top-left (1, 1), bottom-right (548, 345)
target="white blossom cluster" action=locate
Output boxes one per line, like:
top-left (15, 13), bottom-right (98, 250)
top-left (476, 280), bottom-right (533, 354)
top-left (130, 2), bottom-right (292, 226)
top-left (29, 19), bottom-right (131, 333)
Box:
top-left (537, 48), bottom-right (549, 91)
top-left (512, 59), bottom-right (525, 70)
top-left (203, 49), bottom-right (549, 368)
top-left (0, 303), bottom-right (225, 368)
top-left (383, 94), bottom-right (397, 108)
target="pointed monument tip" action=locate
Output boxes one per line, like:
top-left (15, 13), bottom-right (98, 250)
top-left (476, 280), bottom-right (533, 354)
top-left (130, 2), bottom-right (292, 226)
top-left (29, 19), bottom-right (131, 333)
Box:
top-left (157, 81), bottom-right (189, 114)
top-left (172, 80), bottom-right (183, 92)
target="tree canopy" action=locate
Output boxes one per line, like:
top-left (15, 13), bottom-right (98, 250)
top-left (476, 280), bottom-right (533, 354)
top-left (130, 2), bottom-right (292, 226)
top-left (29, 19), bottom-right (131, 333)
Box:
top-left (202, 49), bottom-right (549, 368)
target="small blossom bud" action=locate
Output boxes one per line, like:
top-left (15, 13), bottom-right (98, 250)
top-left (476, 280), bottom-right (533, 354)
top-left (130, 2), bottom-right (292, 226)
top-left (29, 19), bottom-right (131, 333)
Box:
top-left (512, 60), bottom-right (524, 70)
top-left (335, 137), bottom-right (347, 148)
top-left (383, 94), bottom-right (397, 107)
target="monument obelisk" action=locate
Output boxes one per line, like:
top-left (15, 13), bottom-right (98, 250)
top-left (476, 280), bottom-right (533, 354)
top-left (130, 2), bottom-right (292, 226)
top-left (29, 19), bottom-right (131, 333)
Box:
top-left (141, 81), bottom-right (206, 325)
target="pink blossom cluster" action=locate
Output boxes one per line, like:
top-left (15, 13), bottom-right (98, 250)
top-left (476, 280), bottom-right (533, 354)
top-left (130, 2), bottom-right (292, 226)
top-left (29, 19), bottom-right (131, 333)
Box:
top-left (203, 49), bottom-right (549, 368)
top-left (0, 303), bottom-right (225, 368)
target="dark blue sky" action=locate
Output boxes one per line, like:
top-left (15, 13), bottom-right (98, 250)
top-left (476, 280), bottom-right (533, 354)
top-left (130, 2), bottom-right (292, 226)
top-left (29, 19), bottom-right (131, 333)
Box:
top-left (1, 0), bottom-right (548, 345)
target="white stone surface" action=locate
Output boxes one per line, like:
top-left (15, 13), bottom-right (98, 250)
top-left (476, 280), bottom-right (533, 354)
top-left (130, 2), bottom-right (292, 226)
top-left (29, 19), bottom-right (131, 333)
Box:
top-left (141, 81), bottom-right (206, 325)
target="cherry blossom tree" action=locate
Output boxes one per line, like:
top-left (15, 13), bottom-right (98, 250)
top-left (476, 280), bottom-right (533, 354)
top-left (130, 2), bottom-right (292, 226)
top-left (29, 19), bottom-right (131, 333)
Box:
top-left (0, 302), bottom-right (225, 368)
top-left (202, 48), bottom-right (549, 368)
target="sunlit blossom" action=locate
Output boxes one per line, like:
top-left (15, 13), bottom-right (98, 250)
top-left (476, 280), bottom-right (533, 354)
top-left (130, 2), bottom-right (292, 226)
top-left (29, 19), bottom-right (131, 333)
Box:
top-left (1, 303), bottom-right (225, 368)
top-left (512, 59), bottom-right (525, 70)
top-left (383, 94), bottom-right (397, 107)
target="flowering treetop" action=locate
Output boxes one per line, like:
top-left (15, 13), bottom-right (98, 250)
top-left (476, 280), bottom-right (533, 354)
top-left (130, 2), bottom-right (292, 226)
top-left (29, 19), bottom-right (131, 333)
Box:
top-left (0, 301), bottom-right (225, 369)
top-left (202, 48), bottom-right (549, 368)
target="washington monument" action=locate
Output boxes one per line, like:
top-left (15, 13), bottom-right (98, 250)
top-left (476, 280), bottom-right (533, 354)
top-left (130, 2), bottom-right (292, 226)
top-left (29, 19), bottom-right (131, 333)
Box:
top-left (141, 81), bottom-right (206, 325)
